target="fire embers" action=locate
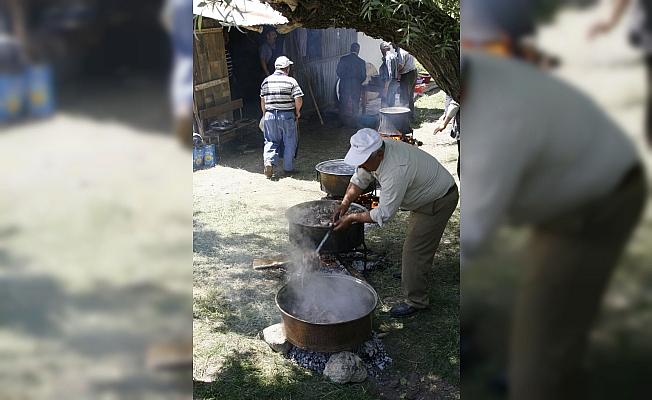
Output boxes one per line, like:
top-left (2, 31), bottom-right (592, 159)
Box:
top-left (319, 251), bottom-right (386, 274)
top-left (286, 332), bottom-right (393, 377)
top-left (356, 193), bottom-right (380, 210)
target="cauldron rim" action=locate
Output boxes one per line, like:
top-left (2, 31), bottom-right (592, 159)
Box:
top-left (315, 159), bottom-right (356, 176)
top-left (379, 106), bottom-right (411, 114)
top-left (285, 200), bottom-right (367, 228)
top-left (275, 273), bottom-right (378, 326)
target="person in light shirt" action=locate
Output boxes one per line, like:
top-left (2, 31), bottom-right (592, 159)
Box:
top-left (395, 45), bottom-right (418, 118)
top-left (333, 128), bottom-right (458, 317)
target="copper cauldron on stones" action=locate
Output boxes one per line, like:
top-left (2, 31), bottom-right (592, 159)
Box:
top-left (276, 273), bottom-right (378, 352)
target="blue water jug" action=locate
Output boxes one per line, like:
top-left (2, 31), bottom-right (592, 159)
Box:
top-left (193, 146), bottom-right (205, 170)
top-left (0, 73), bottom-right (24, 122)
top-left (25, 64), bottom-right (55, 118)
top-left (203, 144), bottom-right (217, 168)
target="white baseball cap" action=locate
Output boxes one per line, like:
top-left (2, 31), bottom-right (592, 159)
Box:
top-left (274, 56), bottom-right (294, 69)
top-left (344, 128), bottom-right (383, 166)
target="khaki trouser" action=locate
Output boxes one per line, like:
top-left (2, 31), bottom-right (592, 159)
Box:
top-left (402, 184), bottom-right (459, 308)
top-left (509, 166), bottom-right (648, 400)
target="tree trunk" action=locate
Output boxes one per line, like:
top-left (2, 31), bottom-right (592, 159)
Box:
top-left (264, 0), bottom-right (460, 101)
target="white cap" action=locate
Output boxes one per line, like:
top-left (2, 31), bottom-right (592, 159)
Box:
top-left (344, 128), bottom-right (383, 166)
top-left (274, 56), bottom-right (294, 69)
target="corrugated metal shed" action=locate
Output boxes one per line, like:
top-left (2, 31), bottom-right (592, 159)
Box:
top-left (193, 0), bottom-right (288, 27)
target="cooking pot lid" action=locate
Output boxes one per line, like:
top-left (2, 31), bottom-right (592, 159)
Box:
top-left (379, 106), bottom-right (411, 115)
top-left (315, 159), bottom-right (357, 176)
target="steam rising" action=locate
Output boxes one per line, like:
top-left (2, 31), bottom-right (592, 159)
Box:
top-left (283, 236), bottom-right (376, 325)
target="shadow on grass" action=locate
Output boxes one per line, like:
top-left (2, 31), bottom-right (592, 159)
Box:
top-left (58, 78), bottom-right (171, 135)
top-left (193, 350), bottom-right (375, 400)
top-left (193, 218), bottom-right (288, 262)
top-left (216, 117), bottom-right (357, 183)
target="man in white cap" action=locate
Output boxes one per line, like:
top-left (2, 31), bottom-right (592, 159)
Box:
top-left (333, 128), bottom-right (459, 317)
top-left (260, 56), bottom-right (304, 178)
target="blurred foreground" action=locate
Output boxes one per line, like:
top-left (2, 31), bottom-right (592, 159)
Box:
top-left (0, 1), bottom-right (192, 399)
top-left (461, 1), bottom-right (652, 398)
top-left (0, 82), bottom-right (192, 399)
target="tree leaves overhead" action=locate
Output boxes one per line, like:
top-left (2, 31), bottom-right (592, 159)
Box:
top-left (200, 0), bottom-right (461, 99)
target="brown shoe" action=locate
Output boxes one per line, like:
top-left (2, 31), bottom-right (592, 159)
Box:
top-left (264, 164), bottom-right (273, 179)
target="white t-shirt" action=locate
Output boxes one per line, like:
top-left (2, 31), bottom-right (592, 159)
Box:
top-left (397, 49), bottom-right (417, 75)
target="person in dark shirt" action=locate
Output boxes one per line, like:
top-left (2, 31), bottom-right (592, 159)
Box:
top-left (259, 26), bottom-right (281, 77)
top-left (336, 43), bottom-right (366, 127)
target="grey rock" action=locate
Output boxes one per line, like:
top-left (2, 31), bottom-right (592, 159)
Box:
top-left (262, 323), bottom-right (291, 355)
top-left (323, 352), bottom-right (367, 384)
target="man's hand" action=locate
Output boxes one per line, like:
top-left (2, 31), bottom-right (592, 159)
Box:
top-left (333, 213), bottom-right (354, 232)
top-left (332, 202), bottom-right (350, 223)
top-left (433, 124), bottom-right (443, 134)
top-left (295, 110), bottom-right (301, 120)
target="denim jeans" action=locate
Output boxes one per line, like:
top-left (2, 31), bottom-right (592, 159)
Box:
top-left (263, 110), bottom-right (297, 172)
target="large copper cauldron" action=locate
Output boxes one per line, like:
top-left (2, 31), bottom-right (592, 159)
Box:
top-left (286, 200), bottom-right (365, 253)
top-left (315, 159), bottom-right (374, 197)
top-left (276, 273), bottom-right (378, 352)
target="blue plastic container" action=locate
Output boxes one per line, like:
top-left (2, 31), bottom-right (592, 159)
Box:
top-left (193, 146), bottom-right (205, 170)
top-left (0, 73), bottom-right (25, 122)
top-left (25, 64), bottom-right (55, 118)
top-left (203, 144), bottom-right (217, 168)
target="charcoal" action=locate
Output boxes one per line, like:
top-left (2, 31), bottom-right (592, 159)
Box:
top-left (285, 332), bottom-right (392, 377)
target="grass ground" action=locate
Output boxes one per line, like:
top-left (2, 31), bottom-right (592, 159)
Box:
top-left (193, 91), bottom-right (461, 400)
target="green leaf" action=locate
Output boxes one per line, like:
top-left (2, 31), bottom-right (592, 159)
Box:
top-left (198, 1), bottom-right (207, 7)
top-left (400, 377), bottom-right (407, 386)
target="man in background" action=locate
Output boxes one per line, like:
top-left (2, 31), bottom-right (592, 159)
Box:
top-left (259, 26), bottom-right (281, 78)
top-left (589, 0), bottom-right (652, 147)
top-left (336, 42), bottom-right (366, 127)
top-left (395, 45), bottom-right (418, 118)
top-left (260, 56), bottom-right (304, 179)
top-left (161, 0), bottom-right (192, 148)
top-left (379, 41), bottom-right (399, 107)
top-left (433, 94), bottom-right (460, 177)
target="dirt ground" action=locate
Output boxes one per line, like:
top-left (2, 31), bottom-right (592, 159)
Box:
top-left (0, 80), bottom-right (192, 399)
top-left (193, 91), bottom-right (462, 399)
